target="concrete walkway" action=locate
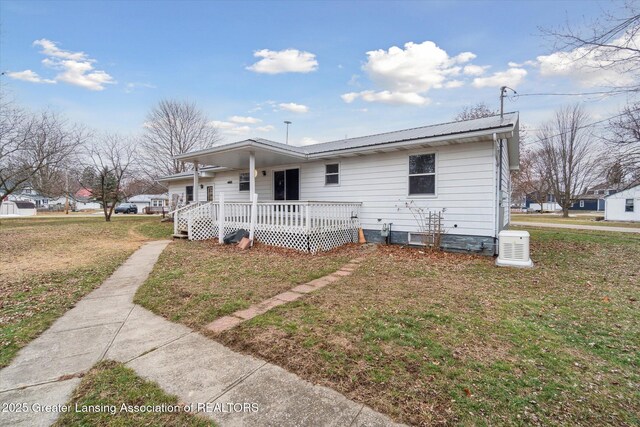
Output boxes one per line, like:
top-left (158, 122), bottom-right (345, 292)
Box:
top-left (0, 241), bottom-right (401, 427)
top-left (511, 221), bottom-right (640, 233)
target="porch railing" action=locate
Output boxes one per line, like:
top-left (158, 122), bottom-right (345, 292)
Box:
top-left (180, 198), bottom-right (361, 253)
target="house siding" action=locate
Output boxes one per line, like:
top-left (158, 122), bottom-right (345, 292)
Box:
top-left (605, 186), bottom-right (640, 222)
top-left (167, 140), bottom-right (498, 241)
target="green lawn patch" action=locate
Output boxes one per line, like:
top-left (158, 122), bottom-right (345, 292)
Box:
top-left (218, 229), bottom-right (640, 426)
top-left (55, 361), bottom-right (214, 426)
top-left (0, 216), bottom-right (172, 367)
top-left (135, 240), bottom-right (359, 330)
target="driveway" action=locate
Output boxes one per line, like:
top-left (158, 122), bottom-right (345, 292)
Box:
top-left (511, 221), bottom-right (640, 233)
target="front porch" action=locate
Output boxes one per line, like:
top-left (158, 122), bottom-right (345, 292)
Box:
top-left (173, 199), bottom-right (362, 253)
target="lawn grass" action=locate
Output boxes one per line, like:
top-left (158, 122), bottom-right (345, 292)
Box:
top-left (135, 240), bottom-right (361, 330)
top-left (54, 360), bottom-right (214, 427)
top-left (217, 229), bottom-right (640, 426)
top-left (511, 213), bottom-right (640, 229)
top-left (0, 216), bottom-right (172, 367)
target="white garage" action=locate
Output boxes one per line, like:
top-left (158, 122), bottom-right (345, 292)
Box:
top-left (604, 185), bottom-right (639, 222)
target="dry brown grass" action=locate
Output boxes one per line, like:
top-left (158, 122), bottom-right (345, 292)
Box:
top-left (135, 240), bottom-right (364, 331)
top-left (0, 216), bottom-right (172, 367)
top-left (218, 230), bottom-right (640, 426)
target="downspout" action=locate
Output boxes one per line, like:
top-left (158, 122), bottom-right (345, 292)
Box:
top-left (493, 133), bottom-right (503, 254)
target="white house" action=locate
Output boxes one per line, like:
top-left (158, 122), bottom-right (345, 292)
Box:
top-left (127, 194), bottom-right (169, 213)
top-left (604, 184), bottom-right (639, 222)
top-left (158, 113), bottom-right (520, 255)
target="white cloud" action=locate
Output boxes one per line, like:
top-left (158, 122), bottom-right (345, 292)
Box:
top-left (363, 41), bottom-right (474, 94)
top-left (279, 102), bottom-right (309, 113)
top-left (341, 90), bottom-right (429, 106)
top-left (536, 31), bottom-right (639, 87)
top-left (342, 41), bottom-right (490, 106)
top-left (247, 49), bottom-right (318, 74)
top-left (472, 67), bottom-right (527, 88)
top-left (6, 70), bottom-right (55, 84)
top-left (463, 64), bottom-right (489, 76)
top-left (229, 115), bottom-right (262, 124)
top-left (298, 137), bottom-right (319, 146)
top-left (508, 60), bottom-right (537, 68)
top-left (7, 39), bottom-right (115, 91)
top-left (210, 119), bottom-right (274, 136)
top-left (124, 82), bottom-right (155, 93)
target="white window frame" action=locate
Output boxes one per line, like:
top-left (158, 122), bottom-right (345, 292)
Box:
top-left (579, 200), bottom-right (585, 208)
top-left (325, 163), bottom-right (340, 186)
top-left (239, 172), bottom-right (250, 192)
top-left (407, 153), bottom-right (437, 197)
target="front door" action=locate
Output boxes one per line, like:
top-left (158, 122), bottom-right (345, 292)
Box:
top-left (273, 168), bottom-right (300, 201)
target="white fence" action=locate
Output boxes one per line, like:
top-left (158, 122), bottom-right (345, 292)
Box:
top-left (175, 195), bottom-right (361, 253)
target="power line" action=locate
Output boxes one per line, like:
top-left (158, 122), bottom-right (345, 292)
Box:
top-left (532, 108), bottom-right (640, 143)
top-left (515, 89), bottom-right (638, 98)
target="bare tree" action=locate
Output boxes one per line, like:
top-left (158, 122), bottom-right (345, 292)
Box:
top-left (543, 2), bottom-right (640, 93)
top-left (141, 99), bottom-right (221, 178)
top-left (537, 105), bottom-right (599, 217)
top-left (81, 134), bottom-right (137, 221)
top-left (604, 103), bottom-right (640, 179)
top-left (454, 102), bottom-right (497, 121)
top-left (512, 146), bottom-right (553, 212)
top-left (0, 97), bottom-right (86, 208)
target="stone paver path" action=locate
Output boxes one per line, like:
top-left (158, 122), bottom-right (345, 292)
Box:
top-left (511, 221), bottom-right (640, 233)
top-left (206, 257), bottom-right (365, 333)
top-left (0, 241), bottom-right (401, 427)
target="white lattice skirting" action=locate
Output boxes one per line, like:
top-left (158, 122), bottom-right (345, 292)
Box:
top-left (188, 219), bottom-right (357, 253)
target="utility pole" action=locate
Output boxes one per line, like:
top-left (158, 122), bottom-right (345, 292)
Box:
top-left (500, 86), bottom-right (516, 119)
top-left (284, 121), bottom-right (292, 145)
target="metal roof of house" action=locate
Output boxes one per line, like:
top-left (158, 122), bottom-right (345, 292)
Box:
top-left (303, 112), bottom-right (518, 154)
top-left (166, 112), bottom-right (519, 178)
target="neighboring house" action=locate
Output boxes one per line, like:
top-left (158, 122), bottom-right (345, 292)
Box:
top-left (158, 113), bottom-right (520, 255)
top-left (127, 194), bottom-right (169, 213)
top-left (73, 188), bottom-right (102, 210)
top-left (0, 200), bottom-right (37, 216)
top-left (4, 187), bottom-right (51, 209)
top-left (605, 184), bottom-right (639, 222)
top-left (571, 183), bottom-right (621, 211)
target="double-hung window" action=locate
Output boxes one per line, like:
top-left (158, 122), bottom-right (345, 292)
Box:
top-left (239, 173), bottom-right (250, 192)
top-left (625, 199), bottom-right (634, 212)
top-left (325, 164), bottom-right (339, 185)
top-left (408, 154), bottom-right (436, 195)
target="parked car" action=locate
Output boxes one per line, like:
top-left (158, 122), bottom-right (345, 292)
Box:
top-left (114, 203), bottom-right (138, 214)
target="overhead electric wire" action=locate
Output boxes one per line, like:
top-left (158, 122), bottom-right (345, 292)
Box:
top-left (531, 108), bottom-right (640, 143)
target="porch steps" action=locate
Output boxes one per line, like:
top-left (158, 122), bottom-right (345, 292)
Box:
top-left (172, 231), bottom-right (188, 239)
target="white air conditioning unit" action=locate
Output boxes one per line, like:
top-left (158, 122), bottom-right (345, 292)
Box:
top-left (496, 230), bottom-right (533, 268)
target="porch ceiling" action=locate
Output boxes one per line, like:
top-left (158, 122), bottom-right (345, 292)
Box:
top-left (179, 145), bottom-right (306, 169)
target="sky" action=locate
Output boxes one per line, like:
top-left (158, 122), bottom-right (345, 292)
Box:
top-left (0, 0), bottom-right (634, 146)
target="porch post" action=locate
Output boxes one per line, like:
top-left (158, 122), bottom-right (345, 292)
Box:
top-left (218, 193), bottom-right (225, 244)
top-left (193, 161), bottom-right (200, 203)
top-left (249, 151), bottom-right (255, 200)
top-left (249, 193), bottom-right (258, 246)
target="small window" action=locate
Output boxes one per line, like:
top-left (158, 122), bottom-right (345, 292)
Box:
top-left (206, 186), bottom-right (214, 201)
top-left (625, 199), bottom-right (634, 212)
top-left (408, 154), bottom-right (435, 195)
top-left (325, 163), bottom-right (339, 185)
top-left (579, 200), bottom-right (585, 208)
top-left (185, 186), bottom-right (193, 202)
top-left (239, 173), bottom-right (250, 191)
